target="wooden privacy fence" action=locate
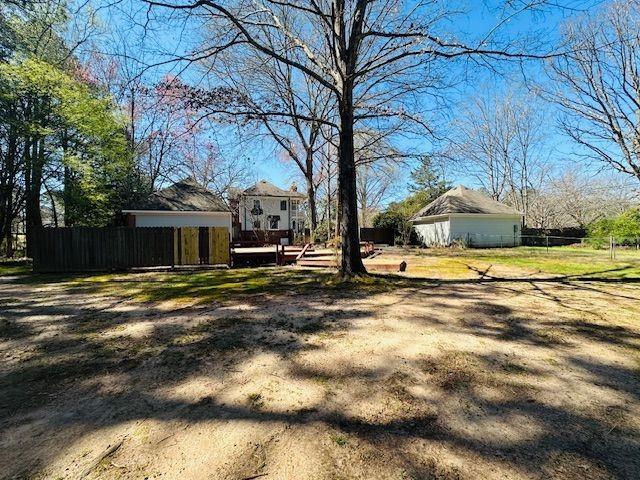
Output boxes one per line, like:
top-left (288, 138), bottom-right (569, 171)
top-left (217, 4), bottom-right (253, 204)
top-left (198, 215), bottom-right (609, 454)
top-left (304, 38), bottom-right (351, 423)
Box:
top-left (32, 227), bottom-right (230, 273)
top-left (360, 227), bottom-right (394, 246)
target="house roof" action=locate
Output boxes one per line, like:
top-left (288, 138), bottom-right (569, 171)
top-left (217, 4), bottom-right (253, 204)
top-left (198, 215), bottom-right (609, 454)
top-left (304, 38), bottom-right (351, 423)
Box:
top-left (240, 180), bottom-right (306, 198)
top-left (412, 185), bottom-right (522, 219)
top-left (128, 178), bottom-right (230, 212)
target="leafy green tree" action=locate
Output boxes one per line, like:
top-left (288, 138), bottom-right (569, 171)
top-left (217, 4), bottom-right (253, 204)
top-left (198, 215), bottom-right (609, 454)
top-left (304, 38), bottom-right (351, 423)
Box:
top-left (1, 0), bottom-right (122, 256)
top-left (588, 208), bottom-right (640, 247)
top-left (0, 57), bottom-right (137, 255)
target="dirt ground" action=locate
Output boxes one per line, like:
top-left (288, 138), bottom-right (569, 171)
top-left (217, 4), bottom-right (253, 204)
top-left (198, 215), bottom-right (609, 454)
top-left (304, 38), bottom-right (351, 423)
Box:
top-left (1, 269), bottom-right (640, 479)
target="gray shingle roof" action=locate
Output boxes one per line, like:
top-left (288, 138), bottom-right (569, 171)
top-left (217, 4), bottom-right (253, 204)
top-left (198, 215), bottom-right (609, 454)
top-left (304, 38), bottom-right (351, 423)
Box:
top-left (241, 180), bottom-right (306, 198)
top-left (412, 185), bottom-right (522, 219)
top-left (131, 178), bottom-right (230, 212)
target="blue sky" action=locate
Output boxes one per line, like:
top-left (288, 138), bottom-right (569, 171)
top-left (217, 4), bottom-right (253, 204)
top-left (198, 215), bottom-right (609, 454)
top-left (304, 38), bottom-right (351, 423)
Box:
top-left (97, 0), bottom-right (618, 203)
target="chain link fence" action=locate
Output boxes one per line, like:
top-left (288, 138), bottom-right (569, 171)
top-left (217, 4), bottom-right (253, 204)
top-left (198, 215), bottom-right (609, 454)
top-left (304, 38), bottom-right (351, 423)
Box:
top-left (460, 233), bottom-right (640, 258)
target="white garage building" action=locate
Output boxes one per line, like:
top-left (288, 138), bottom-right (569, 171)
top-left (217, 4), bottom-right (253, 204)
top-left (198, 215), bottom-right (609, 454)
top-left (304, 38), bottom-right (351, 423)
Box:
top-left (122, 178), bottom-right (232, 231)
top-left (411, 185), bottom-right (524, 247)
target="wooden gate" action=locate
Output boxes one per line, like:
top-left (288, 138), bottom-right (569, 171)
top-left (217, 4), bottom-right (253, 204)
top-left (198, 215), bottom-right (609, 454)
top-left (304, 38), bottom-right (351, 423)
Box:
top-left (208, 227), bottom-right (230, 265)
top-left (173, 227), bottom-right (230, 266)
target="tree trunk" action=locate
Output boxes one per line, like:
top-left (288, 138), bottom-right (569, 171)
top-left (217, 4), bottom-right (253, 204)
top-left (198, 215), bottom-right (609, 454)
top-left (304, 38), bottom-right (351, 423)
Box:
top-left (337, 90), bottom-right (366, 276)
top-left (303, 149), bottom-right (318, 242)
top-left (62, 132), bottom-right (73, 227)
top-left (25, 139), bottom-right (44, 258)
top-left (64, 166), bottom-right (72, 226)
top-left (306, 181), bottom-right (318, 240)
top-left (0, 112), bottom-right (18, 257)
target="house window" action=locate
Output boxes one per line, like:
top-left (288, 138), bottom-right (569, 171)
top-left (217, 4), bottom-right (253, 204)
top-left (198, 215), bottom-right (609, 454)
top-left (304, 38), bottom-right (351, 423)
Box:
top-left (280, 200), bottom-right (287, 211)
top-left (253, 219), bottom-right (261, 229)
top-left (268, 216), bottom-right (280, 230)
top-left (250, 199), bottom-right (263, 217)
top-left (291, 200), bottom-right (299, 211)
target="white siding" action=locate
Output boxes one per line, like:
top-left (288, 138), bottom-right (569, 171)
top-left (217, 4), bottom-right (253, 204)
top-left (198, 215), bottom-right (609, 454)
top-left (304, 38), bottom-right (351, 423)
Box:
top-left (240, 195), bottom-right (305, 231)
top-left (414, 218), bottom-right (451, 246)
top-left (449, 216), bottom-right (522, 247)
top-left (134, 212), bottom-right (232, 230)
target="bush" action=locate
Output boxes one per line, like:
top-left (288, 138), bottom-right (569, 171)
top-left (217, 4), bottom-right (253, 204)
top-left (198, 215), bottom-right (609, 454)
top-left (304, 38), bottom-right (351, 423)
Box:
top-left (372, 211), bottom-right (417, 245)
top-left (372, 210), bottom-right (406, 231)
top-left (587, 208), bottom-right (640, 247)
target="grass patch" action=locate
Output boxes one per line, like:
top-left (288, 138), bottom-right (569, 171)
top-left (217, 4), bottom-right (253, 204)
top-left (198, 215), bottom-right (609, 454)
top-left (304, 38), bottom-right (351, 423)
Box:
top-left (7, 246), bottom-right (640, 307)
top-left (414, 246), bottom-right (640, 279)
top-left (0, 263), bottom-right (31, 276)
top-left (13, 268), bottom-right (404, 306)
top-left (330, 433), bottom-right (348, 446)
top-left (247, 392), bottom-right (264, 408)
top-left (68, 269), bottom-right (337, 304)
top-left (421, 352), bottom-right (482, 391)
top-left (502, 361), bottom-right (528, 374)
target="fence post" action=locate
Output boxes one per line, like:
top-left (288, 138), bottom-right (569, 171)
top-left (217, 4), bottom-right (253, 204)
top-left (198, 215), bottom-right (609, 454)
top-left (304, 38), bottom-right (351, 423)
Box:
top-left (609, 235), bottom-right (613, 260)
top-left (612, 236), bottom-right (616, 260)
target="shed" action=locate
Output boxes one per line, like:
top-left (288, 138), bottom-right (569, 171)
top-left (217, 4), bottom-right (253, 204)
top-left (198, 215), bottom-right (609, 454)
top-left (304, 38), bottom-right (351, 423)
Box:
top-left (122, 178), bottom-right (232, 231)
top-left (411, 185), bottom-right (523, 247)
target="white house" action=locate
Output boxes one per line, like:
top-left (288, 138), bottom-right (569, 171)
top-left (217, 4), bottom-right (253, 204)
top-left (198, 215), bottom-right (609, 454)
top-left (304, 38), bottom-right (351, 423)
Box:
top-left (122, 178), bottom-right (232, 231)
top-left (234, 180), bottom-right (306, 235)
top-left (411, 185), bottom-right (524, 247)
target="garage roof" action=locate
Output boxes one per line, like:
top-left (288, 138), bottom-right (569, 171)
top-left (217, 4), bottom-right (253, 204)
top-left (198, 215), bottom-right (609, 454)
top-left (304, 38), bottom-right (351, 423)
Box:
top-left (129, 178), bottom-right (230, 212)
top-left (412, 185), bottom-right (522, 219)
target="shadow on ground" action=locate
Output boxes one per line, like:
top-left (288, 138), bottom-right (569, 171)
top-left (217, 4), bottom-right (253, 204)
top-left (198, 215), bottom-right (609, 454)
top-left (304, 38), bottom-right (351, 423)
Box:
top-left (1, 268), bottom-right (639, 479)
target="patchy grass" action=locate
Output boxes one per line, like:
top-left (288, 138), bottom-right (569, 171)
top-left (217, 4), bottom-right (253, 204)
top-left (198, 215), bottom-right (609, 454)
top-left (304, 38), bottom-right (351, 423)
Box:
top-left (409, 246), bottom-right (640, 279)
top-left (8, 267), bottom-right (404, 306)
top-left (0, 262), bottom-right (31, 276)
top-left (329, 433), bottom-right (348, 446)
top-left (247, 392), bottom-right (264, 408)
top-left (421, 352), bottom-right (482, 391)
top-left (68, 269), bottom-right (344, 305)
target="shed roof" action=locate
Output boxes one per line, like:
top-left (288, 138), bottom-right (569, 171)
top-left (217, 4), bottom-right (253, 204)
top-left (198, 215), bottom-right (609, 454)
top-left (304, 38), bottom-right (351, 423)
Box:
top-left (128, 178), bottom-right (230, 212)
top-left (241, 180), bottom-right (306, 198)
top-left (412, 185), bottom-right (522, 219)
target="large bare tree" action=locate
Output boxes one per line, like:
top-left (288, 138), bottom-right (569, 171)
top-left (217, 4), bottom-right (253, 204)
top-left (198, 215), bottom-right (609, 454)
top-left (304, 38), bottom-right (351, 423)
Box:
top-left (446, 91), bottom-right (550, 223)
top-left (546, 0), bottom-right (640, 183)
top-left (144, 0), bottom-right (569, 276)
top-left (206, 33), bottom-right (334, 236)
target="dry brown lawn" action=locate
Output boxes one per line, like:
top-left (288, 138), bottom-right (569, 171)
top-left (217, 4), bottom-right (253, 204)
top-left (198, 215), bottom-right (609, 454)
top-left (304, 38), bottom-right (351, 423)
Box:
top-left (1, 267), bottom-right (639, 479)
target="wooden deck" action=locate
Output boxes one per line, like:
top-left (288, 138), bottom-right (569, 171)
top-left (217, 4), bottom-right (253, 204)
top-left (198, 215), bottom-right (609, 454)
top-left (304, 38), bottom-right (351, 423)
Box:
top-left (231, 242), bottom-right (406, 272)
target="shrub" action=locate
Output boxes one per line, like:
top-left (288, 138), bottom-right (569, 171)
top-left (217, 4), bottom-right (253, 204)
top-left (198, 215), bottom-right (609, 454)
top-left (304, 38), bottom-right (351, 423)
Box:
top-left (587, 208), bottom-right (640, 247)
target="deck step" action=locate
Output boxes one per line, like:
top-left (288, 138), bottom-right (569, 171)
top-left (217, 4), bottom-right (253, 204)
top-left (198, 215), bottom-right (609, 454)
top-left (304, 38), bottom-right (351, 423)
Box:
top-left (297, 259), bottom-right (407, 272)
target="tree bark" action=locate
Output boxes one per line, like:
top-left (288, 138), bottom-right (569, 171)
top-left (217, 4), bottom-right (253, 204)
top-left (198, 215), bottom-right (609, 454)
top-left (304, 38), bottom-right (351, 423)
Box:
top-left (25, 138), bottom-right (43, 258)
top-left (337, 87), bottom-right (366, 276)
top-left (0, 108), bottom-right (18, 257)
top-left (306, 180), bottom-right (317, 240)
